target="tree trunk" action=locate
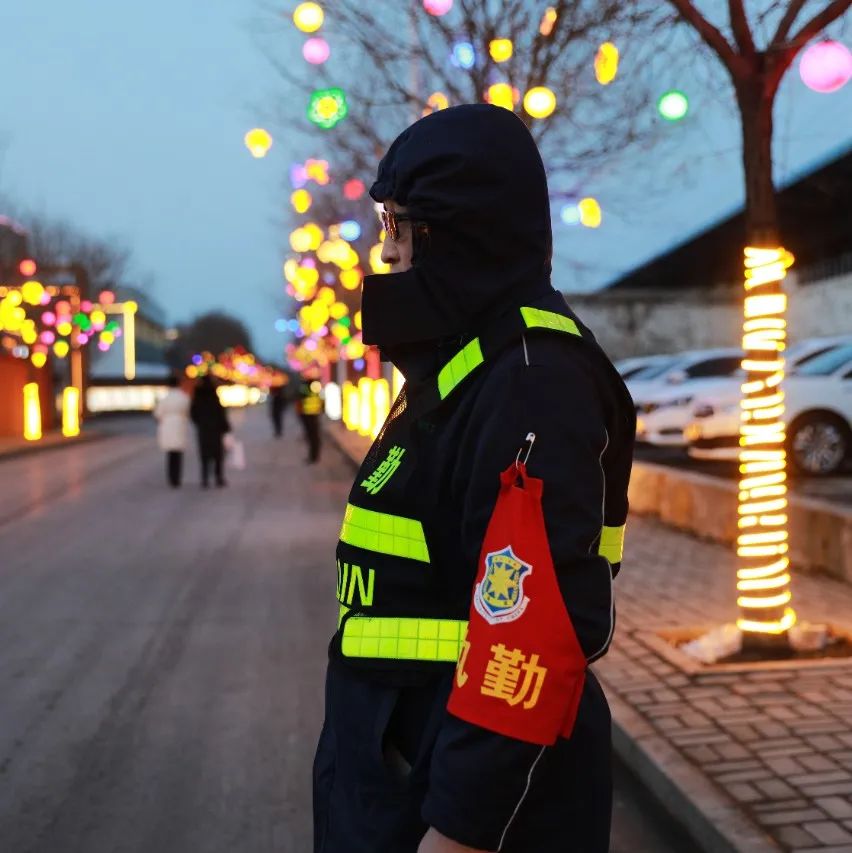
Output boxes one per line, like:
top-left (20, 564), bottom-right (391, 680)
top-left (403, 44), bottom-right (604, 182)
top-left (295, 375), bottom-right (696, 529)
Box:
top-left (736, 79), bottom-right (779, 246)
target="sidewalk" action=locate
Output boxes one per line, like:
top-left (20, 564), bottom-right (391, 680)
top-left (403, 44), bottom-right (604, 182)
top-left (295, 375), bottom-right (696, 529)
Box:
top-left (0, 427), bottom-right (106, 462)
top-left (328, 423), bottom-right (852, 853)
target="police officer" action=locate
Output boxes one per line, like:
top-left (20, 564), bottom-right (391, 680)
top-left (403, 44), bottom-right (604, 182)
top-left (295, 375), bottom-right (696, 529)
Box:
top-left (297, 370), bottom-right (323, 464)
top-left (313, 105), bottom-right (636, 853)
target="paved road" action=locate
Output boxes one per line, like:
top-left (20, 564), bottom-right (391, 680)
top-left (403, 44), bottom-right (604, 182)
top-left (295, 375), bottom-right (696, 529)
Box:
top-left (0, 411), bottom-right (695, 852)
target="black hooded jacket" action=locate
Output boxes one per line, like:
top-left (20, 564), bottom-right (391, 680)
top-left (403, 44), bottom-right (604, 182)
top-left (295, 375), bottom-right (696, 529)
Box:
top-left (320, 105), bottom-right (636, 852)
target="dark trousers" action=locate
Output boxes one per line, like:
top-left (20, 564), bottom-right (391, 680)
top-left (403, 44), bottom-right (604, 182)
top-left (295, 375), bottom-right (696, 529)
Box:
top-left (314, 664), bottom-right (612, 853)
top-left (272, 407), bottom-right (285, 437)
top-left (199, 449), bottom-right (224, 486)
top-left (166, 451), bottom-right (183, 487)
top-left (301, 414), bottom-right (321, 462)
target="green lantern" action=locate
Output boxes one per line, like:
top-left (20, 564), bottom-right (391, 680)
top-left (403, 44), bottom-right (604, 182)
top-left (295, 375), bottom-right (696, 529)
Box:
top-left (657, 89), bottom-right (689, 122)
top-left (308, 88), bottom-right (349, 129)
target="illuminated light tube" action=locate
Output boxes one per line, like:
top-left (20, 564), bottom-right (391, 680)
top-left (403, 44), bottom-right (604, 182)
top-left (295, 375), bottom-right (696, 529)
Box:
top-left (324, 381), bottom-right (342, 421)
top-left (343, 382), bottom-right (360, 431)
top-left (741, 391), bottom-right (784, 409)
top-left (741, 358), bottom-right (784, 373)
top-left (738, 498), bottom-right (787, 514)
top-left (62, 386), bottom-right (81, 437)
top-left (123, 302), bottom-right (137, 380)
top-left (358, 378), bottom-right (374, 438)
top-left (738, 573), bottom-right (791, 591)
top-left (738, 557), bottom-right (789, 580)
top-left (738, 608), bottom-right (796, 635)
top-left (23, 382), bottom-right (42, 441)
top-left (738, 544), bottom-right (788, 559)
top-left (371, 379), bottom-right (390, 440)
top-left (737, 589), bottom-right (792, 609)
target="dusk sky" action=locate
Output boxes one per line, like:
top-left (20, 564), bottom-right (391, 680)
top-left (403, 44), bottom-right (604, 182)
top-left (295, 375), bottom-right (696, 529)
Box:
top-left (2, 1), bottom-right (851, 361)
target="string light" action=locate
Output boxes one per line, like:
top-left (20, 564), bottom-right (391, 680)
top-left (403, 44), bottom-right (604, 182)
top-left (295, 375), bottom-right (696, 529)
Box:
top-left (539, 6), bottom-right (558, 36)
top-left (594, 42), bottom-right (619, 85)
top-left (578, 197), bottom-right (602, 228)
top-left (658, 90), bottom-right (689, 121)
top-left (245, 128), bottom-right (273, 158)
top-left (799, 40), bottom-right (852, 93)
top-left (451, 42), bottom-right (476, 70)
top-left (423, 92), bottom-right (449, 116)
top-left (293, 2), bottom-right (324, 33)
top-left (303, 37), bottom-right (330, 65)
top-left (489, 39), bottom-right (513, 63)
top-left (486, 83), bottom-right (516, 110)
top-left (736, 246), bottom-right (796, 637)
top-left (523, 87), bottom-right (556, 119)
top-left (423, 0), bottom-right (453, 16)
top-left (308, 88), bottom-right (349, 129)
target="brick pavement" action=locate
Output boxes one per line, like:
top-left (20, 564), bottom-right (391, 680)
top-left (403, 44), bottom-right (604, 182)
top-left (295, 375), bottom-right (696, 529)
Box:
top-left (330, 423), bottom-right (852, 852)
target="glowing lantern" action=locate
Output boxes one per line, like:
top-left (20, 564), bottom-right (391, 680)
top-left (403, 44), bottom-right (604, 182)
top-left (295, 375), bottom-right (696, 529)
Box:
top-left (340, 268), bottom-right (363, 290)
top-left (370, 244), bottom-right (390, 274)
top-left (21, 280), bottom-right (44, 306)
top-left (658, 90), bottom-right (689, 121)
top-left (560, 203), bottom-right (581, 226)
top-left (358, 377), bottom-right (374, 437)
top-left (330, 301), bottom-right (349, 320)
top-left (523, 87), bottom-right (556, 119)
top-left (578, 197), bottom-right (602, 228)
top-left (343, 179), bottom-right (366, 200)
top-left (62, 386), bottom-right (80, 437)
top-left (99, 289), bottom-right (115, 305)
top-left (305, 159), bottom-right (330, 184)
top-left (40, 330), bottom-right (56, 345)
top-left (486, 83), bottom-right (516, 111)
top-left (452, 42), bottom-right (476, 70)
top-left (304, 223), bottom-right (324, 250)
top-left (245, 128), bottom-right (273, 158)
top-left (303, 37), bottom-right (330, 65)
top-left (324, 381), bottom-right (342, 420)
top-left (423, 92), bottom-right (449, 117)
top-left (540, 6), bottom-right (557, 36)
top-left (339, 220), bottom-right (361, 241)
top-left (23, 382), bottom-right (42, 439)
top-left (31, 352), bottom-right (47, 369)
top-left (308, 88), bottom-right (349, 129)
top-left (290, 228), bottom-right (313, 253)
top-left (489, 39), bottom-right (513, 63)
top-left (57, 321), bottom-right (73, 336)
top-left (799, 40), bottom-right (852, 93)
top-left (18, 258), bottom-right (37, 276)
top-left (318, 286), bottom-right (336, 306)
top-left (595, 42), bottom-right (619, 85)
top-left (423, 0), bottom-right (452, 15)
top-left (343, 381), bottom-right (360, 430)
top-left (54, 340), bottom-right (70, 358)
top-left (291, 189), bottom-right (312, 213)
top-left (293, 2), bottom-right (324, 33)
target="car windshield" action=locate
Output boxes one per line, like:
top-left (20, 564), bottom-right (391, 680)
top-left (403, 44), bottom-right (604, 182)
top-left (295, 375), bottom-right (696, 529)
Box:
top-left (630, 359), bottom-right (679, 380)
top-left (620, 363), bottom-right (661, 380)
top-left (793, 343), bottom-right (852, 376)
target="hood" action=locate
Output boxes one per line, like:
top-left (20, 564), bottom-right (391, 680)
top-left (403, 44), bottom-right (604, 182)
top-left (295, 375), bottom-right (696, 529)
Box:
top-left (362, 103), bottom-right (553, 350)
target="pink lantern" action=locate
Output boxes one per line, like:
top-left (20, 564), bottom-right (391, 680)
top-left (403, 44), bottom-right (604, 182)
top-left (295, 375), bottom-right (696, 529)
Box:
top-left (799, 40), bottom-right (852, 93)
top-left (343, 178), bottom-right (366, 200)
top-left (303, 37), bottom-right (330, 65)
top-left (40, 330), bottom-right (56, 345)
top-left (42, 311), bottom-right (56, 326)
top-left (423, 0), bottom-right (452, 15)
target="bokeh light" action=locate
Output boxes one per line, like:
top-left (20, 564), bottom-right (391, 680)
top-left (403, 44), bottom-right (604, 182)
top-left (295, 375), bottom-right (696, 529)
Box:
top-left (595, 42), bottom-right (619, 85)
top-left (489, 39), bottom-right (513, 63)
top-left (657, 89), bottom-right (689, 121)
top-left (308, 88), bottom-right (349, 129)
top-left (523, 86), bottom-right (556, 119)
top-left (293, 2), bottom-right (324, 33)
top-left (245, 128), bottom-right (273, 158)
top-left (303, 37), bottom-right (331, 65)
top-left (423, 0), bottom-right (452, 15)
top-left (452, 42), bottom-right (476, 70)
top-left (799, 40), bottom-right (852, 93)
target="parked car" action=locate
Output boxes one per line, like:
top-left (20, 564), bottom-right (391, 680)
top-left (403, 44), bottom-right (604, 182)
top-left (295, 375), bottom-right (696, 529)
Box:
top-left (614, 354), bottom-right (677, 381)
top-left (631, 349), bottom-right (744, 445)
top-left (686, 342), bottom-right (852, 475)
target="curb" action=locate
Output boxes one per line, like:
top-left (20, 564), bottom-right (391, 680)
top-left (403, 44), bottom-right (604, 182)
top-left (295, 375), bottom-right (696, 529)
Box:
top-left (0, 429), bottom-right (109, 463)
top-left (605, 687), bottom-right (780, 853)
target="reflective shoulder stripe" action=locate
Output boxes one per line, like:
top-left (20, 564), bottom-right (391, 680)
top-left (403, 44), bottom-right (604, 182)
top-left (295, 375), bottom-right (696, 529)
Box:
top-left (520, 306), bottom-right (581, 337)
top-left (339, 503), bottom-right (430, 563)
top-left (438, 338), bottom-right (484, 399)
top-left (341, 614), bottom-right (468, 662)
top-left (598, 524), bottom-right (626, 564)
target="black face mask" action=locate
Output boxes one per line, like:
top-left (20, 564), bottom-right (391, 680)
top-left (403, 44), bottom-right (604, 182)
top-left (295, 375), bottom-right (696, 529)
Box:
top-left (363, 104), bottom-right (554, 351)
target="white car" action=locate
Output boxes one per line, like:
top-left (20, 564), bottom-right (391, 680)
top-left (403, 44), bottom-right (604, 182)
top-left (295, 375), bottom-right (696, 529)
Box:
top-left (631, 349), bottom-right (744, 445)
top-left (614, 354), bottom-right (677, 381)
top-left (686, 342), bottom-right (852, 475)
top-left (627, 348), bottom-right (744, 408)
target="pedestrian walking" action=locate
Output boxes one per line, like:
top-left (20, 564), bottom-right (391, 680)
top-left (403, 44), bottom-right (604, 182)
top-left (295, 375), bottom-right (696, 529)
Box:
top-left (153, 375), bottom-right (190, 488)
top-left (296, 371), bottom-right (322, 464)
top-left (269, 380), bottom-right (288, 438)
top-left (189, 375), bottom-right (230, 488)
top-left (313, 105), bottom-right (636, 853)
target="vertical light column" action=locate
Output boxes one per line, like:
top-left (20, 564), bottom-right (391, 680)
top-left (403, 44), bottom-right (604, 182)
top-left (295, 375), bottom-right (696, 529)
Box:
top-left (62, 386), bottom-right (81, 437)
top-left (358, 377), bottom-right (374, 438)
top-left (123, 301), bottom-right (137, 381)
top-left (23, 382), bottom-right (42, 441)
top-left (392, 366), bottom-right (405, 403)
top-left (342, 381), bottom-right (359, 432)
top-left (736, 246), bottom-right (796, 636)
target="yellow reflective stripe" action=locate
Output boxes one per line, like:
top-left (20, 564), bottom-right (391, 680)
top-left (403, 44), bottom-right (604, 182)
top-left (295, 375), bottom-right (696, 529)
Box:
top-left (341, 615), bottom-right (468, 661)
top-left (338, 603), bottom-right (349, 628)
top-left (599, 524), bottom-right (625, 564)
top-left (520, 306), bottom-right (581, 337)
top-left (438, 338), bottom-right (484, 399)
top-left (339, 504), bottom-right (430, 563)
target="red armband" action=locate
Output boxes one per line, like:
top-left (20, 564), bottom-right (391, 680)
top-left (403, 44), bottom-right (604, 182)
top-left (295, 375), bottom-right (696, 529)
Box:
top-left (447, 463), bottom-right (586, 745)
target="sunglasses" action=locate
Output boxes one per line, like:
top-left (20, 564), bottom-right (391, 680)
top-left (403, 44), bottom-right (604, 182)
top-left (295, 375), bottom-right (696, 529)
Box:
top-left (379, 210), bottom-right (416, 242)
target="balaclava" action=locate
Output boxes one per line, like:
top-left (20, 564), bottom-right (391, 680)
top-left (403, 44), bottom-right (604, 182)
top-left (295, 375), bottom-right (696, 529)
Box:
top-left (363, 104), bottom-right (554, 356)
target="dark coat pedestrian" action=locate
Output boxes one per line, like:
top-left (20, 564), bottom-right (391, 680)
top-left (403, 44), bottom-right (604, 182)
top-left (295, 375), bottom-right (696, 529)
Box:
top-left (190, 375), bottom-right (230, 488)
top-left (297, 374), bottom-right (322, 464)
top-left (270, 383), bottom-right (288, 437)
top-left (313, 105), bottom-right (636, 853)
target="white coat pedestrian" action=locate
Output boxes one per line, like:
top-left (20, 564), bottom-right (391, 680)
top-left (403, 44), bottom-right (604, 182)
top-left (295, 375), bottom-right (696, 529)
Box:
top-left (154, 376), bottom-right (191, 488)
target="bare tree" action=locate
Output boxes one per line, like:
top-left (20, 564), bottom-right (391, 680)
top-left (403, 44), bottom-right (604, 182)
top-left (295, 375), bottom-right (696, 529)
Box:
top-left (664, 0), bottom-right (852, 644)
top-left (259, 0), bottom-right (670, 181)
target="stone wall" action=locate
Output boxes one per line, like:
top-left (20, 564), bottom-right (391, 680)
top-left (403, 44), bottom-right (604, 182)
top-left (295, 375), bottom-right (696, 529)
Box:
top-left (564, 269), bottom-right (852, 361)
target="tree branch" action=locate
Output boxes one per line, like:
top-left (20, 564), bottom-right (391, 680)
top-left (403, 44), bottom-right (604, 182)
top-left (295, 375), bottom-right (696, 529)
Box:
top-left (771, 0), bottom-right (808, 45)
top-left (786, 0), bottom-right (852, 54)
top-left (727, 0), bottom-right (756, 55)
top-left (666, 0), bottom-right (743, 75)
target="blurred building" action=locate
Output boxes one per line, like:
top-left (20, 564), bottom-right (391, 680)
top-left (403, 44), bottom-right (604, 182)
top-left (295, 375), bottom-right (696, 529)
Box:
top-left (566, 144), bottom-right (852, 359)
